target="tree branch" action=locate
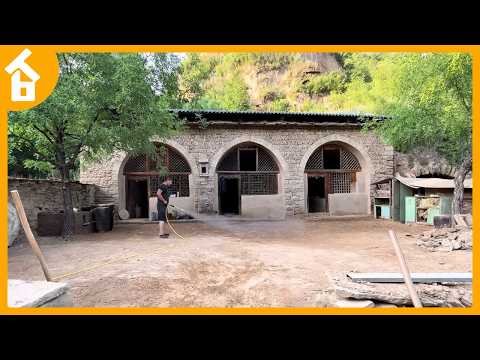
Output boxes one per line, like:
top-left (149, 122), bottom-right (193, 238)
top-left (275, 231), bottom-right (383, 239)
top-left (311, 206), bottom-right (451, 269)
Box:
top-left (9, 133), bottom-right (54, 163)
top-left (32, 124), bottom-right (56, 144)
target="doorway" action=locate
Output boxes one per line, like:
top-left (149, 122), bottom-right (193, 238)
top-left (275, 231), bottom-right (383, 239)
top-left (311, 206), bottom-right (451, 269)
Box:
top-left (126, 178), bottom-right (149, 218)
top-left (219, 176), bottom-right (241, 215)
top-left (308, 175), bottom-right (327, 213)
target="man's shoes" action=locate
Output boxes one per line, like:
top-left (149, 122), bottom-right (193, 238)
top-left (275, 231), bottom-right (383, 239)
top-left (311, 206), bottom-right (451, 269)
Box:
top-left (159, 234), bottom-right (170, 238)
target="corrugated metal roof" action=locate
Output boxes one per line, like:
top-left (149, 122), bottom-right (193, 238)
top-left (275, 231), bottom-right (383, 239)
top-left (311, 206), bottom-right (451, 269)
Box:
top-left (395, 174), bottom-right (472, 189)
top-left (171, 109), bottom-right (387, 126)
top-left (172, 108), bottom-right (384, 118)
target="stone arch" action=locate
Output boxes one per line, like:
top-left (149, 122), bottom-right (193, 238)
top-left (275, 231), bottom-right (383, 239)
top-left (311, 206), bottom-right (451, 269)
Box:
top-left (115, 138), bottom-right (197, 212)
top-left (211, 135), bottom-right (288, 176)
top-left (300, 134), bottom-right (373, 214)
top-left (211, 136), bottom-right (288, 214)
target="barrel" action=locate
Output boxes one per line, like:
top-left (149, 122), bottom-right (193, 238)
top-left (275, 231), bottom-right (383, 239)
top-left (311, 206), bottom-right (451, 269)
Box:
top-left (92, 206), bottom-right (113, 232)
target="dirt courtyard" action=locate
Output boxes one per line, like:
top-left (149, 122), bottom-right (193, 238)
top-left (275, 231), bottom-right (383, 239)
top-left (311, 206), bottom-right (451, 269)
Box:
top-left (8, 217), bottom-right (471, 307)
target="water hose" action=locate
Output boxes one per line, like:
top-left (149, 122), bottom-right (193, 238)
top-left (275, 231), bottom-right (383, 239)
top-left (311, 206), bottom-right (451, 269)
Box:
top-left (51, 204), bottom-right (189, 281)
top-left (166, 204), bottom-right (187, 240)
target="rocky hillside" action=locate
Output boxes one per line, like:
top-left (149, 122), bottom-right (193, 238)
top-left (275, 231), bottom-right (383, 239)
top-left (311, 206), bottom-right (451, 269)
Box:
top-left (178, 53), bottom-right (349, 112)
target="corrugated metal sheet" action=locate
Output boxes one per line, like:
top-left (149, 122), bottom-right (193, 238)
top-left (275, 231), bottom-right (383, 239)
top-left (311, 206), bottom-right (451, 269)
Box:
top-left (395, 174), bottom-right (472, 189)
top-left (172, 108), bottom-right (384, 118)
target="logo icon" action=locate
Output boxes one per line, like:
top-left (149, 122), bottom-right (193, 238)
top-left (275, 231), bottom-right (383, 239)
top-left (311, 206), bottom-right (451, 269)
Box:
top-left (4, 48), bottom-right (40, 102)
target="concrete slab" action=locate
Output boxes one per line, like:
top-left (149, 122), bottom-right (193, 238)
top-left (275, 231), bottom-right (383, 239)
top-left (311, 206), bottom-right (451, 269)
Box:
top-left (8, 279), bottom-right (69, 308)
top-left (334, 299), bottom-right (375, 308)
top-left (375, 303), bottom-right (398, 308)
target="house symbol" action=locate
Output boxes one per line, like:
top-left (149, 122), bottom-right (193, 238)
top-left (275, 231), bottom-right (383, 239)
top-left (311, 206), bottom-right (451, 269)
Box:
top-left (4, 48), bottom-right (40, 102)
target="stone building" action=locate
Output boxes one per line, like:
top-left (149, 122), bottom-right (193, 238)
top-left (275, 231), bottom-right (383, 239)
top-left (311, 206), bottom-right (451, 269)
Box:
top-left (79, 110), bottom-right (394, 219)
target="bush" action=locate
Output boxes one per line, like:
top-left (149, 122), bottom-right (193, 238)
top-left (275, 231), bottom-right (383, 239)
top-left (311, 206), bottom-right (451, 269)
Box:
top-left (302, 71), bottom-right (347, 96)
top-left (267, 98), bottom-right (290, 112)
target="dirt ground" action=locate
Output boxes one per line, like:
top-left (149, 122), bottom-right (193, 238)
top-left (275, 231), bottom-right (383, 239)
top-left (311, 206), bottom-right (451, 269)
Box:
top-left (8, 217), bottom-right (472, 307)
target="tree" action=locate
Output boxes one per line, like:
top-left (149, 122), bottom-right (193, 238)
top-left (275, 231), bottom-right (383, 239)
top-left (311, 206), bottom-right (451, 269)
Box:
top-left (9, 53), bottom-right (183, 238)
top-left (345, 53), bottom-right (472, 214)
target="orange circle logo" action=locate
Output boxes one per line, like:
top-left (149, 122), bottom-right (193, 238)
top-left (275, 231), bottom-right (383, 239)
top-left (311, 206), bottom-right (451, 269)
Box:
top-left (0, 46), bottom-right (59, 111)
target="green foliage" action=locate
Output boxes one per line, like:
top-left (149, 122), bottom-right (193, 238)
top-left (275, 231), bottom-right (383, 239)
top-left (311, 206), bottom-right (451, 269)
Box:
top-left (9, 53), bottom-right (183, 180)
top-left (203, 73), bottom-right (250, 110)
top-left (179, 53), bottom-right (218, 106)
top-left (301, 71), bottom-right (347, 96)
top-left (356, 53), bottom-right (472, 165)
top-left (266, 98), bottom-right (290, 112)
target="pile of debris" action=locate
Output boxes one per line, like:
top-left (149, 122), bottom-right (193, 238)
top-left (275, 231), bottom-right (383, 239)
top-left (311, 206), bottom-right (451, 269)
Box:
top-left (331, 273), bottom-right (472, 308)
top-left (415, 214), bottom-right (472, 252)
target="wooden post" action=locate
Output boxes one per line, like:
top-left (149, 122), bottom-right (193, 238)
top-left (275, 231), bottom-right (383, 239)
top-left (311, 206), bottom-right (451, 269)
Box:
top-left (388, 230), bottom-right (422, 308)
top-left (10, 190), bottom-right (52, 281)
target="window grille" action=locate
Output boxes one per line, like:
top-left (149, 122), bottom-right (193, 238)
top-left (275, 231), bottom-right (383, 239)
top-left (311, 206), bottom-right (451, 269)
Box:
top-left (149, 174), bottom-right (190, 197)
top-left (331, 172), bottom-right (352, 193)
top-left (217, 148), bottom-right (239, 171)
top-left (340, 149), bottom-right (361, 170)
top-left (305, 145), bottom-right (361, 171)
top-left (257, 147), bottom-right (279, 172)
top-left (305, 148), bottom-right (323, 170)
top-left (240, 174), bottom-right (278, 195)
top-left (124, 155), bottom-right (147, 173)
top-left (124, 145), bottom-right (191, 174)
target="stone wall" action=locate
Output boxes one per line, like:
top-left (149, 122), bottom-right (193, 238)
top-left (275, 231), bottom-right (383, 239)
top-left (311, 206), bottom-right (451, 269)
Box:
top-left (80, 126), bottom-right (394, 216)
top-left (8, 178), bottom-right (96, 230)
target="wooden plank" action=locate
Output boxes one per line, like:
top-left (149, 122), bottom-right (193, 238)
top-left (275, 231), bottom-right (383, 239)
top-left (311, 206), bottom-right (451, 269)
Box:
top-left (10, 190), bottom-right (52, 281)
top-left (453, 214), bottom-right (468, 227)
top-left (388, 230), bottom-right (423, 308)
top-left (347, 272), bottom-right (472, 283)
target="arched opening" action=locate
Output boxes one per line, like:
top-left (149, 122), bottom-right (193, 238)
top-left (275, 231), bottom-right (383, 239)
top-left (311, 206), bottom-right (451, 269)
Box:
top-left (122, 144), bottom-right (192, 218)
top-left (304, 142), bottom-right (363, 213)
top-left (216, 142), bottom-right (280, 215)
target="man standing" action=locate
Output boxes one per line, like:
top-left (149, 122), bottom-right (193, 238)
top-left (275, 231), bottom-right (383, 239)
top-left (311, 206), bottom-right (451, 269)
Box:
top-left (157, 177), bottom-right (173, 238)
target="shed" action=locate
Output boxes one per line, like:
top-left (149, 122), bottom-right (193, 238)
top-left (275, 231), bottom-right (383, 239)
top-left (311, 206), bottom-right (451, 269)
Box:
top-left (373, 174), bottom-right (472, 223)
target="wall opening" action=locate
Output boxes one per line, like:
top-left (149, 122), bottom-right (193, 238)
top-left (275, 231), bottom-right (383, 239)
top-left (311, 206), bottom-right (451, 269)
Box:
top-left (219, 176), bottom-right (241, 215)
top-left (307, 176), bottom-right (326, 212)
top-left (323, 148), bottom-right (340, 169)
top-left (239, 148), bottom-right (257, 171)
top-left (126, 178), bottom-right (149, 218)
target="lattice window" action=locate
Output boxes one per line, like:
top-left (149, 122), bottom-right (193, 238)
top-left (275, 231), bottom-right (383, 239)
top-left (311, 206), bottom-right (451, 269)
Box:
top-left (340, 149), bottom-right (361, 170)
top-left (167, 148), bottom-right (191, 173)
top-left (148, 145), bottom-right (191, 173)
top-left (149, 174), bottom-right (190, 197)
top-left (305, 148), bottom-right (323, 170)
top-left (331, 173), bottom-right (352, 193)
top-left (305, 145), bottom-right (361, 171)
top-left (240, 174), bottom-right (278, 195)
top-left (257, 147), bottom-right (279, 172)
top-left (124, 155), bottom-right (147, 173)
top-left (148, 145), bottom-right (168, 172)
top-left (217, 148), bottom-right (239, 171)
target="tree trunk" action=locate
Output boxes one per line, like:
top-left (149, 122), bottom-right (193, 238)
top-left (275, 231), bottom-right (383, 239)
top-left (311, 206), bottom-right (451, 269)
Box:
top-left (452, 151), bottom-right (472, 215)
top-left (60, 167), bottom-right (75, 240)
top-left (57, 146), bottom-right (74, 240)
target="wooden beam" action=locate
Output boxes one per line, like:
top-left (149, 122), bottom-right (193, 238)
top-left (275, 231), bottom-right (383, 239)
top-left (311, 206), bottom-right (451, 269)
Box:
top-left (388, 230), bottom-right (423, 308)
top-left (347, 272), bottom-right (472, 283)
top-left (10, 190), bottom-right (52, 281)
